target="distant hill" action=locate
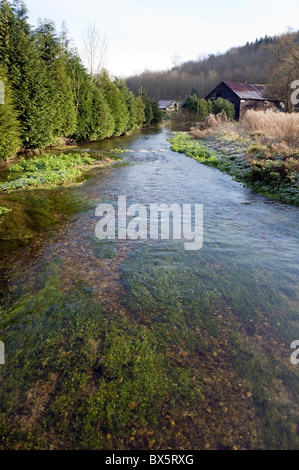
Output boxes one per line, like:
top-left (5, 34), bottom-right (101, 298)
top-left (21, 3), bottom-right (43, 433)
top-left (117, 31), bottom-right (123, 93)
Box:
top-left (125, 34), bottom-right (298, 100)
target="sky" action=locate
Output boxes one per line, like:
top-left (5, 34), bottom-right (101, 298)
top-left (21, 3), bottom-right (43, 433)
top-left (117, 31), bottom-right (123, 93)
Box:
top-left (23, 0), bottom-right (299, 77)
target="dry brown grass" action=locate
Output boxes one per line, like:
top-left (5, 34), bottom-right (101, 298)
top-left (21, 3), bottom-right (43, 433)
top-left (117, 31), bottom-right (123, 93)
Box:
top-left (189, 112), bottom-right (229, 139)
top-left (240, 110), bottom-right (299, 150)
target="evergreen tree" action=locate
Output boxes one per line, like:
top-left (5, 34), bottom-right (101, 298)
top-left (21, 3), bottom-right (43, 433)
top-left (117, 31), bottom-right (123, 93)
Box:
top-left (0, 1), bottom-right (57, 148)
top-left (150, 98), bottom-right (163, 125)
top-left (90, 81), bottom-right (115, 140)
top-left (135, 95), bottom-right (145, 126)
top-left (182, 94), bottom-right (199, 113)
top-left (68, 55), bottom-right (115, 141)
top-left (0, 65), bottom-right (20, 159)
top-left (35, 19), bottom-right (77, 137)
top-left (212, 97), bottom-right (235, 119)
top-left (67, 53), bottom-right (95, 140)
top-left (138, 89), bottom-right (153, 125)
top-left (138, 89), bottom-right (162, 126)
top-left (115, 77), bottom-right (137, 132)
top-left (99, 70), bottom-right (129, 136)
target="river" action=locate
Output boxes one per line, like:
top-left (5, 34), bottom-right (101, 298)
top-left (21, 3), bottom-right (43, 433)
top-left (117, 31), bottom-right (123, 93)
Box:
top-left (0, 127), bottom-right (298, 449)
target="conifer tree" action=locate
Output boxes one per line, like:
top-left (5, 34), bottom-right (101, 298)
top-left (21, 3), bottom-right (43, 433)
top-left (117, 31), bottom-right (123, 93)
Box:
top-left (135, 95), bottom-right (145, 126)
top-left (138, 89), bottom-right (153, 125)
top-left (68, 54), bottom-right (94, 140)
top-left (99, 70), bottom-right (129, 136)
top-left (115, 77), bottom-right (137, 132)
top-left (0, 1), bottom-right (56, 148)
top-left (92, 81), bottom-right (115, 139)
top-left (35, 19), bottom-right (77, 138)
top-left (0, 65), bottom-right (20, 159)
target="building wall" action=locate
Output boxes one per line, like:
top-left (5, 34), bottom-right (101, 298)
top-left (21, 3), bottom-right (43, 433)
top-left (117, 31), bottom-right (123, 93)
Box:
top-left (206, 82), bottom-right (283, 120)
top-left (205, 82), bottom-right (241, 119)
top-left (239, 100), bottom-right (282, 118)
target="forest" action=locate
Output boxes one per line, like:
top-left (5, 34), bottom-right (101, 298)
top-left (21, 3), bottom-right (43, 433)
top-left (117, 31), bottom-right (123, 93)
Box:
top-left (126, 32), bottom-right (299, 101)
top-left (0, 0), bottom-right (163, 160)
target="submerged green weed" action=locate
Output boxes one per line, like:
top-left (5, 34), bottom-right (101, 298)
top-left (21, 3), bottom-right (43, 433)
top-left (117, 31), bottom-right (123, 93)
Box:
top-left (90, 235), bottom-right (117, 259)
top-left (0, 206), bottom-right (10, 217)
top-left (0, 260), bottom-right (196, 449)
top-left (231, 332), bottom-right (299, 450)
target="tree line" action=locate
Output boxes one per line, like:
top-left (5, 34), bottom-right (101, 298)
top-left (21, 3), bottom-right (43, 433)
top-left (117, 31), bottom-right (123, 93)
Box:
top-left (0, 0), bottom-right (163, 160)
top-left (125, 33), bottom-right (299, 103)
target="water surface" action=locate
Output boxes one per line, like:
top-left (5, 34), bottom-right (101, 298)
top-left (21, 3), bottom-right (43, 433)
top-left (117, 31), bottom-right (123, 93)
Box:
top-left (0, 127), bottom-right (298, 450)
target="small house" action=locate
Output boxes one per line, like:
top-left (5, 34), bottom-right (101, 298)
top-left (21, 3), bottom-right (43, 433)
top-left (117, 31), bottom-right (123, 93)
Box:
top-left (205, 81), bottom-right (284, 120)
top-left (158, 100), bottom-right (178, 111)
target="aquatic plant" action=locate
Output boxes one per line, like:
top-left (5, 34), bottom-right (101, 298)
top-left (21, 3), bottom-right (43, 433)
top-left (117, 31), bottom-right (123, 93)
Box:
top-left (0, 206), bottom-right (10, 217)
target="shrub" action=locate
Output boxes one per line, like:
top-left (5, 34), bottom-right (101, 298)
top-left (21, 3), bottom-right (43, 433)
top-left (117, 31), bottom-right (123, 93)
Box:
top-left (212, 98), bottom-right (235, 119)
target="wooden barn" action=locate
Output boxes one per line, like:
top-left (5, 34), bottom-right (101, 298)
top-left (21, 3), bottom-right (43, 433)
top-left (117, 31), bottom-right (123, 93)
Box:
top-left (205, 81), bottom-right (284, 120)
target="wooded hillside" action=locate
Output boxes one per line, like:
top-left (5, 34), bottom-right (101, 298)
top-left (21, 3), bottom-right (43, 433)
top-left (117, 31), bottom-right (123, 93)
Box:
top-left (126, 33), bottom-right (299, 100)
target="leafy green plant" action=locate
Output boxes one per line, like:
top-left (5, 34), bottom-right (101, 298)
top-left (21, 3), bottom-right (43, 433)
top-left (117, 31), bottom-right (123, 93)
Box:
top-left (0, 152), bottom-right (97, 191)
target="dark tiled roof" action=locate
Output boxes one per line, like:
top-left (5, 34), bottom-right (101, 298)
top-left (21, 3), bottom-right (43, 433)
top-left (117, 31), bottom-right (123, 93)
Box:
top-left (223, 81), bottom-right (277, 101)
top-left (158, 100), bottom-right (176, 108)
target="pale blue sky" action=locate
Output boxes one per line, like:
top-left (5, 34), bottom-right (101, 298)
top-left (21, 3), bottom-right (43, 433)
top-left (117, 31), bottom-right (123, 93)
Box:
top-left (23, 0), bottom-right (299, 77)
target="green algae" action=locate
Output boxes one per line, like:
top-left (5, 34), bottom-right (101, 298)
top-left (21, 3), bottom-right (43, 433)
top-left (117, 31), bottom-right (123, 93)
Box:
top-left (90, 235), bottom-right (117, 259)
top-left (231, 332), bottom-right (299, 449)
top-left (0, 206), bottom-right (10, 217)
top-left (0, 189), bottom-right (92, 261)
top-left (0, 259), bottom-right (197, 450)
top-left (120, 240), bottom-right (299, 449)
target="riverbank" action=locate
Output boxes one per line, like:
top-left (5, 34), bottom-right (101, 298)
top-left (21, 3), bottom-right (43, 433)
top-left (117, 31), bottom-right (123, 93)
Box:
top-left (169, 129), bottom-right (299, 206)
top-left (0, 152), bottom-right (120, 192)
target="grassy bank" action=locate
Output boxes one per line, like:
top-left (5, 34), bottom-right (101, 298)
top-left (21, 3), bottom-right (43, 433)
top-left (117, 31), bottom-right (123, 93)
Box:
top-left (169, 112), bottom-right (299, 206)
top-left (0, 152), bottom-right (116, 192)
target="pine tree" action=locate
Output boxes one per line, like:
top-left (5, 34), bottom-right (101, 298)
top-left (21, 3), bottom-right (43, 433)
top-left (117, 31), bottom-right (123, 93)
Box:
top-left (115, 78), bottom-right (137, 132)
top-left (0, 65), bottom-right (20, 159)
top-left (92, 81), bottom-right (115, 140)
top-left (135, 95), bottom-right (145, 126)
top-left (150, 98), bottom-right (163, 125)
top-left (138, 89), bottom-right (153, 125)
top-left (35, 19), bottom-right (77, 138)
top-left (99, 70), bottom-right (129, 136)
top-left (0, 1), bottom-right (56, 148)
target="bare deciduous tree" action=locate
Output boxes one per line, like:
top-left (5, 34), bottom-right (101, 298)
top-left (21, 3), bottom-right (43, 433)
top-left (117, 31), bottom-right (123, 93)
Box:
top-left (81, 22), bottom-right (108, 77)
top-left (267, 29), bottom-right (299, 111)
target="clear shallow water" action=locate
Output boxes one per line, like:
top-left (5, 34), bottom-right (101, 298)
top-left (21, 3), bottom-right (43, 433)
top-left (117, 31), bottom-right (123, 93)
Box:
top-left (0, 127), bottom-right (299, 450)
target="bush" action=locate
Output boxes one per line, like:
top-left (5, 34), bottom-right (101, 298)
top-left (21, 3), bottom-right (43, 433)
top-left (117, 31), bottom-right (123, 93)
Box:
top-left (181, 95), bottom-right (235, 121)
top-left (212, 98), bottom-right (235, 119)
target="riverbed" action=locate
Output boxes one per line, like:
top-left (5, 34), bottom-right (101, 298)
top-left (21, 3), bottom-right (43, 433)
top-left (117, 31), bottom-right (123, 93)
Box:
top-left (0, 127), bottom-right (298, 449)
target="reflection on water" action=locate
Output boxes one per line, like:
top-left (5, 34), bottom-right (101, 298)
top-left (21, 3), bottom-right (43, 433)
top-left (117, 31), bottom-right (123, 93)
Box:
top-left (0, 127), bottom-right (299, 450)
